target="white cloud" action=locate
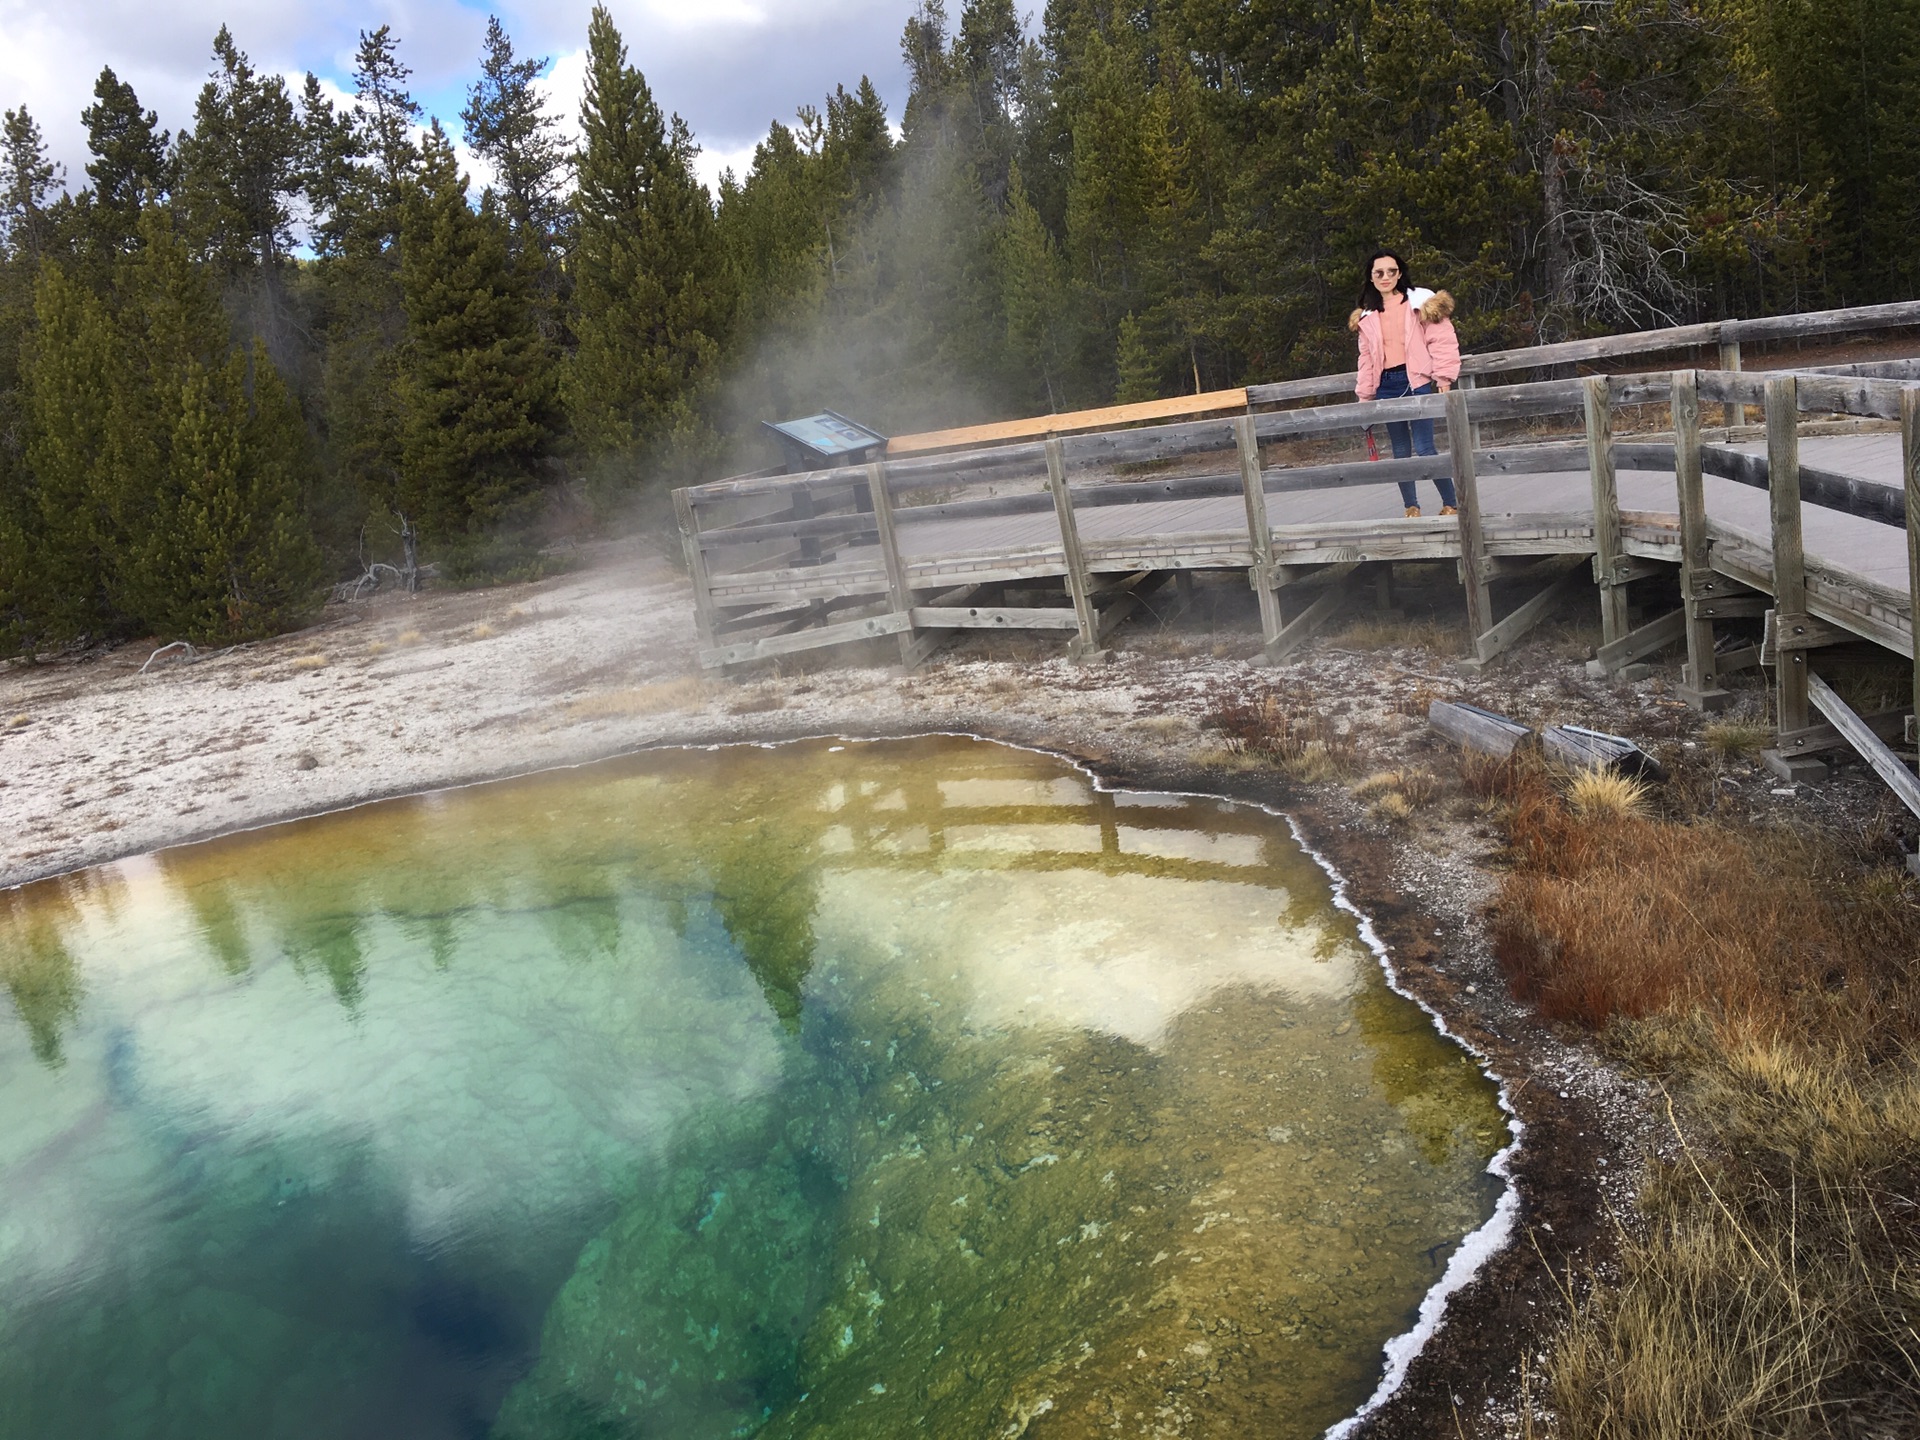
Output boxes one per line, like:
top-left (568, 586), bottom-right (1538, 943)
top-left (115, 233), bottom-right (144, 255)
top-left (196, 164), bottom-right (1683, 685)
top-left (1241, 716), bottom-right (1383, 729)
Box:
top-left (0, 0), bottom-right (915, 196)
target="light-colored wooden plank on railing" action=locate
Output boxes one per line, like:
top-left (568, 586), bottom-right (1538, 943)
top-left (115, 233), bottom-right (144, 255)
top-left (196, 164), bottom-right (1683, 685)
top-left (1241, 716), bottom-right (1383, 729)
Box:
top-left (1766, 375), bottom-right (1812, 740)
top-left (1235, 413), bottom-right (1283, 648)
top-left (887, 388), bottom-right (1249, 455)
top-left (1448, 387), bottom-right (1493, 645)
top-left (1045, 438), bottom-right (1102, 658)
top-left (1585, 376), bottom-right (1629, 648)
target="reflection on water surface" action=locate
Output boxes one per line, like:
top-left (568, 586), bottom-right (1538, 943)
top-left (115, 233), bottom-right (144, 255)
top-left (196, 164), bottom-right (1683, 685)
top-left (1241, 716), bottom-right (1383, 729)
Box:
top-left (0, 737), bottom-right (1504, 1439)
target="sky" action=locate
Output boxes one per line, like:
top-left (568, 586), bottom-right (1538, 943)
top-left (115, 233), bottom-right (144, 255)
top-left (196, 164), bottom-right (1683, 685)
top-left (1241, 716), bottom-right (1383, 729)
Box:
top-left (0, 0), bottom-right (921, 197)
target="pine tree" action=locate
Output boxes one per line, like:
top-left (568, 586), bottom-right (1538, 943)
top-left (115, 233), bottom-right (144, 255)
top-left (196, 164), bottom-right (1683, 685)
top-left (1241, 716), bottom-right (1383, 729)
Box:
top-left (462, 17), bottom-right (569, 260)
top-left (398, 124), bottom-right (556, 540)
top-left (565, 4), bottom-right (726, 488)
top-left (1, 108), bottom-right (62, 262)
top-left (77, 68), bottom-right (170, 259)
top-left (177, 27), bottom-right (304, 274)
top-left (998, 163), bottom-right (1071, 409)
top-left (19, 263), bottom-right (120, 645)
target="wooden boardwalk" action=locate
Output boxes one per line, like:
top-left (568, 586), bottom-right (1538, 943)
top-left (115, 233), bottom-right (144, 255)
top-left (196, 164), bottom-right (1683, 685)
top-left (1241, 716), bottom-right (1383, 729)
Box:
top-left (676, 302), bottom-right (1920, 812)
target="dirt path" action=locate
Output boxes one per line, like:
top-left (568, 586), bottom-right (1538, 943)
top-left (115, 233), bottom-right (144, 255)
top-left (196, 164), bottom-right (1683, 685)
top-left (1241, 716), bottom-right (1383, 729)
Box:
top-left (2, 542), bottom-right (1905, 1438)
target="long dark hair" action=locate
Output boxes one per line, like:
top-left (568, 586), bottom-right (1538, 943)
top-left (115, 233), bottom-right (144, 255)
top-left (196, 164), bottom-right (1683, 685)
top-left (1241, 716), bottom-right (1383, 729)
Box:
top-left (1358, 249), bottom-right (1412, 312)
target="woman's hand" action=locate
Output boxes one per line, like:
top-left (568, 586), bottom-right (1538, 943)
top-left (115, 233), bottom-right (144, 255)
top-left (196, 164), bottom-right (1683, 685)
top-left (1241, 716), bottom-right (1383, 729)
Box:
top-left (1436, 379), bottom-right (1452, 393)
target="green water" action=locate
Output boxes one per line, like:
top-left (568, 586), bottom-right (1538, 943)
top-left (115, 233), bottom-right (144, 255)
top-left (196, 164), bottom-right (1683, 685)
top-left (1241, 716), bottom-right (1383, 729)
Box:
top-left (0, 737), bottom-right (1505, 1440)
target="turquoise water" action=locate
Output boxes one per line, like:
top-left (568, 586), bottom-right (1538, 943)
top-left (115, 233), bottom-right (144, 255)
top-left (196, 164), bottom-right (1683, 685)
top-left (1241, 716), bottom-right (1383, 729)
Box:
top-left (0, 737), bottom-right (1504, 1439)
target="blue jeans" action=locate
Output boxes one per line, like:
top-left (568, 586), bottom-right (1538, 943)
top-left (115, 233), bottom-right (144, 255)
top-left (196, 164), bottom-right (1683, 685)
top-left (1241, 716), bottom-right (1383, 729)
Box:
top-left (1375, 366), bottom-right (1458, 510)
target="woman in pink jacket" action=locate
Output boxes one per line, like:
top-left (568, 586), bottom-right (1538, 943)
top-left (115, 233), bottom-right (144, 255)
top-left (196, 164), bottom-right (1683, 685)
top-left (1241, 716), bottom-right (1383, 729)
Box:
top-left (1350, 250), bottom-right (1462, 517)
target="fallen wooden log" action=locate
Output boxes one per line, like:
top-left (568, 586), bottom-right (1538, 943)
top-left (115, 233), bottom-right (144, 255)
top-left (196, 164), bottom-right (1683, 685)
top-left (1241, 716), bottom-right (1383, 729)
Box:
top-left (1428, 700), bottom-right (1534, 759)
top-left (1541, 724), bottom-right (1669, 782)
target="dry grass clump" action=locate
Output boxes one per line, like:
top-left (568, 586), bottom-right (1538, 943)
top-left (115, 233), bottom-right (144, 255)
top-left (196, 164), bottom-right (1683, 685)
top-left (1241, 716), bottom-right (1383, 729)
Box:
top-left (289, 654), bottom-right (327, 671)
top-left (1490, 754), bottom-right (1920, 1436)
top-left (1564, 767), bottom-right (1651, 820)
top-left (567, 679), bottom-right (711, 719)
top-left (1202, 686), bottom-right (1363, 781)
top-left (1492, 771), bottom-right (1919, 1037)
top-left (396, 629), bottom-right (425, 646)
top-left (1551, 1035), bottom-right (1920, 1439)
top-left (469, 622), bottom-right (497, 640)
top-left (364, 640), bottom-right (388, 657)
top-left (7, 713), bottom-right (29, 728)
top-left (1703, 719), bottom-right (1772, 759)
top-left (1333, 614), bottom-right (1469, 656)
top-left (1352, 768), bottom-right (1442, 825)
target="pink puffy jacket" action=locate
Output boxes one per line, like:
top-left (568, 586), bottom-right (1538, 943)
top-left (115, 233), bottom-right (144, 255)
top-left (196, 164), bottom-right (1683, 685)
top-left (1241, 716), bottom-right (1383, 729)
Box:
top-left (1349, 288), bottom-right (1461, 400)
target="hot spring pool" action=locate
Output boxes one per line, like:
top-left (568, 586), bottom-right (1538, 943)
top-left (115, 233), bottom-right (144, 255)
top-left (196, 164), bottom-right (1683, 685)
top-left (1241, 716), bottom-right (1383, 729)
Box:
top-left (0, 736), bottom-right (1507, 1439)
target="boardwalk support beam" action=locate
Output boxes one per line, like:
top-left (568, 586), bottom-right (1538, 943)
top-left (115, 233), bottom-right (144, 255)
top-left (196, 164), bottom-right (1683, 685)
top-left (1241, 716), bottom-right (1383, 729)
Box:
top-left (1046, 438), bottom-right (1107, 661)
top-left (1235, 415), bottom-right (1284, 650)
top-left (1448, 388), bottom-right (1493, 643)
top-left (1906, 386), bottom-right (1920, 754)
top-left (1809, 674), bottom-right (1920, 824)
top-left (1760, 376), bottom-right (1828, 782)
top-left (1466, 558), bottom-right (1586, 671)
top-left (1585, 376), bottom-right (1630, 647)
top-left (1672, 370), bottom-right (1733, 709)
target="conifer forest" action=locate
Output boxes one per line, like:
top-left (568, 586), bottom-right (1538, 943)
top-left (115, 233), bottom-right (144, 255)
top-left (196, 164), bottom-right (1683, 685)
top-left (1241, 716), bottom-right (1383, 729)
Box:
top-left (0, 0), bottom-right (1914, 656)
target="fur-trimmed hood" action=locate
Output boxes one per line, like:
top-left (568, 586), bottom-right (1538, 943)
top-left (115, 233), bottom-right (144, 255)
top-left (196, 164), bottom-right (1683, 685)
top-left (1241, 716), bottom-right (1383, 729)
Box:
top-left (1349, 287), bottom-right (1455, 332)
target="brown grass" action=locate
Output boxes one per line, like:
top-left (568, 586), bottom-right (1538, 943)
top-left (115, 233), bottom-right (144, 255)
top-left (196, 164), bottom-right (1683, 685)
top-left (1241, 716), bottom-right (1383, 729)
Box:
top-left (396, 629), bottom-right (424, 646)
top-left (1201, 685), bottom-right (1364, 781)
top-left (1488, 754), bottom-right (1920, 1436)
top-left (1491, 769), bottom-right (1920, 1040)
top-left (1332, 613), bottom-right (1469, 657)
top-left (289, 654), bottom-right (327, 671)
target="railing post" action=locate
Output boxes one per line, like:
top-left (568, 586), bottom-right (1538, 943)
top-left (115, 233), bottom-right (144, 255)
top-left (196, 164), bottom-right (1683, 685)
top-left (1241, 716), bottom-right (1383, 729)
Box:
top-left (1718, 323), bottom-right (1743, 428)
top-left (1046, 438), bottom-right (1102, 659)
top-left (1584, 375), bottom-right (1630, 647)
top-left (673, 488), bottom-right (720, 653)
top-left (1765, 375), bottom-right (1811, 739)
top-left (1671, 371), bottom-right (1730, 710)
top-left (1235, 414), bottom-right (1283, 648)
top-left (865, 460), bottom-right (917, 665)
top-left (1448, 387), bottom-right (1493, 646)
top-left (1904, 386), bottom-right (1920, 752)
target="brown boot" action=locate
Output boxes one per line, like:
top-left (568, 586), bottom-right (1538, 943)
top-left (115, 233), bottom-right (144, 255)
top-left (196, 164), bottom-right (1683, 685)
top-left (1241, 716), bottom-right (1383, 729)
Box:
top-left (1440, 504), bottom-right (1459, 516)
top-left (1403, 505), bottom-right (1422, 518)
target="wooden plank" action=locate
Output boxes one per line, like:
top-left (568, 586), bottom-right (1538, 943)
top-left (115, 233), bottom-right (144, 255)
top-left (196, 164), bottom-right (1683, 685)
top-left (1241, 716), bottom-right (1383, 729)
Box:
top-left (1808, 673), bottom-right (1920, 819)
top-left (1718, 330), bottom-right (1743, 428)
top-left (1697, 443), bottom-right (1905, 528)
top-left (1429, 699), bottom-right (1533, 758)
top-left (1260, 569), bottom-right (1357, 664)
top-left (1590, 607), bottom-right (1687, 673)
top-left (864, 458), bottom-right (919, 669)
top-left (673, 488), bottom-right (721, 650)
top-left (698, 610), bottom-right (911, 669)
top-left (898, 582), bottom-right (982, 668)
top-left (1907, 387), bottom-right (1920, 744)
top-left (1095, 570), bottom-right (1169, 642)
top-left (887, 388), bottom-right (1250, 455)
top-left (1585, 375), bottom-right (1630, 645)
top-left (1449, 387), bottom-right (1494, 642)
top-left (1542, 725), bottom-right (1669, 781)
top-left (1471, 560), bottom-right (1586, 667)
top-left (1767, 375), bottom-right (1811, 733)
top-left (1776, 704), bottom-right (1910, 758)
top-left (1046, 437), bottom-right (1102, 658)
top-left (909, 605), bottom-right (1082, 630)
top-left (1236, 413), bottom-right (1283, 645)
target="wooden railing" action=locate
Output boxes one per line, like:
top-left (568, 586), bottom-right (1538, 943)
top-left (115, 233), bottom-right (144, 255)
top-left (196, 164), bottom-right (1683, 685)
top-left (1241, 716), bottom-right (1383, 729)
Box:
top-left (675, 301), bottom-right (1920, 814)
